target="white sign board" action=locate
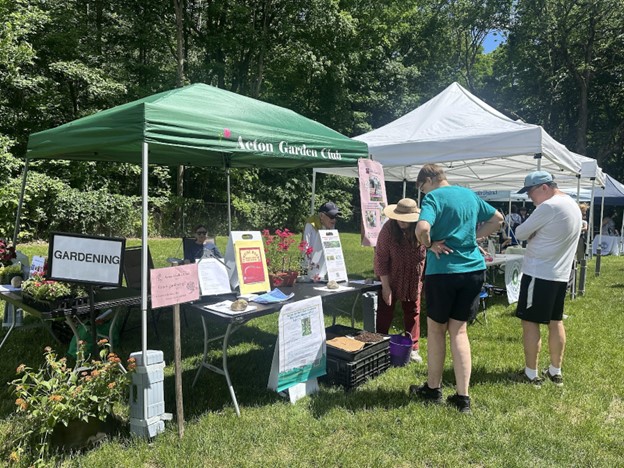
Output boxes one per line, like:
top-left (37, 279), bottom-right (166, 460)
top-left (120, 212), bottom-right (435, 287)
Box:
top-left (268, 296), bottom-right (326, 397)
top-left (48, 233), bottom-right (125, 286)
top-left (319, 230), bottom-right (348, 282)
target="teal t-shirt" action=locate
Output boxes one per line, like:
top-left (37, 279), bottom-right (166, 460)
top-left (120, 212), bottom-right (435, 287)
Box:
top-left (419, 185), bottom-right (496, 275)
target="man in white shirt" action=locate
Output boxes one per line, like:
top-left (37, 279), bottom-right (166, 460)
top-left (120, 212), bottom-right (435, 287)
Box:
top-left (302, 202), bottom-right (341, 281)
top-left (513, 171), bottom-right (582, 387)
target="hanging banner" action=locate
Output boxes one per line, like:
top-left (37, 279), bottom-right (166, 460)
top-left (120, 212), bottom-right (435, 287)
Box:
top-left (505, 257), bottom-right (523, 304)
top-left (358, 159), bottom-right (388, 247)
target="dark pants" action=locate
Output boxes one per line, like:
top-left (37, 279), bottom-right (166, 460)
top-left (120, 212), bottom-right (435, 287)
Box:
top-left (376, 298), bottom-right (420, 350)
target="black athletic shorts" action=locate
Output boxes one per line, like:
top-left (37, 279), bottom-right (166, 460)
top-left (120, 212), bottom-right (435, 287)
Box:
top-left (424, 270), bottom-right (485, 324)
top-left (515, 274), bottom-right (567, 324)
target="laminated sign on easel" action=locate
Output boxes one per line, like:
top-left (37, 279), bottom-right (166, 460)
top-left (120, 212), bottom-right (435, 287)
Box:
top-left (233, 239), bottom-right (270, 295)
top-left (224, 231), bottom-right (261, 289)
top-left (268, 296), bottom-right (326, 403)
top-left (319, 230), bottom-right (348, 282)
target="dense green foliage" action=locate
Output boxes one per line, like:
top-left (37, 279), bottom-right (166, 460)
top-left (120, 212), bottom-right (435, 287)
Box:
top-left (1, 0), bottom-right (623, 240)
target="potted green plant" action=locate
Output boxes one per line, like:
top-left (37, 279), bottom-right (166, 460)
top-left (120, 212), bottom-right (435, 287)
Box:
top-left (8, 340), bottom-right (136, 464)
top-left (20, 273), bottom-right (86, 311)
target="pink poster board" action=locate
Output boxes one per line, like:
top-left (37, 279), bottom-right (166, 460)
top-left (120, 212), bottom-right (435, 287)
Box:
top-left (150, 263), bottom-right (200, 309)
top-left (358, 159), bottom-right (388, 247)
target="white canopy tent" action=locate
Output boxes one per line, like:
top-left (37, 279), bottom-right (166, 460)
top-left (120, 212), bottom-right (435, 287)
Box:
top-left (315, 82), bottom-right (605, 189)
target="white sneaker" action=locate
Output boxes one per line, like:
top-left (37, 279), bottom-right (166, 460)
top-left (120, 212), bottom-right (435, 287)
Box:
top-left (410, 350), bottom-right (423, 363)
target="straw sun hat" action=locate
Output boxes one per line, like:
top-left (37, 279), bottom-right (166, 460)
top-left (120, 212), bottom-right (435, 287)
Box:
top-left (383, 198), bottom-right (421, 223)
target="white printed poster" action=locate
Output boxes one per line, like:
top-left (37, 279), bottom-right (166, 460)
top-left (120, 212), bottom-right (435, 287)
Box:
top-left (197, 258), bottom-right (231, 296)
top-left (358, 159), bottom-right (388, 247)
top-left (268, 296), bottom-right (326, 393)
top-left (319, 230), bottom-right (348, 282)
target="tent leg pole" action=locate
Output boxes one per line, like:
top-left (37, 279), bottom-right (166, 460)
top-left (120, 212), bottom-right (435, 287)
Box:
top-left (310, 170), bottom-right (317, 215)
top-left (12, 159), bottom-right (29, 246)
top-left (596, 187), bottom-right (606, 276)
top-left (586, 179), bottom-right (596, 260)
top-left (578, 257), bottom-right (587, 296)
top-left (141, 142), bottom-right (149, 362)
top-left (402, 179), bottom-right (406, 198)
top-left (227, 167), bottom-right (232, 233)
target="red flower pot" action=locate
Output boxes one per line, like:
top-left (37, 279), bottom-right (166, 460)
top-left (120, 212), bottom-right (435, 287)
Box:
top-left (269, 271), bottom-right (298, 289)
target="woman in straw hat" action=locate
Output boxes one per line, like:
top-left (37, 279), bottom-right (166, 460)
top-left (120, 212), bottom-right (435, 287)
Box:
top-left (374, 198), bottom-right (427, 363)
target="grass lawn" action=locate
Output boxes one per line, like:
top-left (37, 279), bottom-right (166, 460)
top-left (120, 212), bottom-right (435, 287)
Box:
top-left (1, 234), bottom-right (623, 466)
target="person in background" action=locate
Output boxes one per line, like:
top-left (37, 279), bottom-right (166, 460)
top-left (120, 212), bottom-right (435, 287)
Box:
top-left (184, 224), bottom-right (222, 263)
top-left (601, 211), bottom-right (618, 236)
top-left (410, 164), bottom-right (503, 414)
top-left (303, 202), bottom-right (341, 281)
top-left (519, 206), bottom-right (529, 223)
top-left (577, 203), bottom-right (589, 260)
top-left (374, 198), bottom-right (427, 363)
top-left (505, 205), bottom-right (523, 230)
top-left (513, 171), bottom-right (581, 387)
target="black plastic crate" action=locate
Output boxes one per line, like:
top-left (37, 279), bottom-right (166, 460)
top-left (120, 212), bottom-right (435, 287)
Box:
top-left (323, 346), bottom-right (390, 389)
top-left (325, 324), bottom-right (390, 361)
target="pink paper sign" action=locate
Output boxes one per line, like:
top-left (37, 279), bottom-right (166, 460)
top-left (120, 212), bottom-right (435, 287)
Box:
top-left (150, 263), bottom-right (200, 309)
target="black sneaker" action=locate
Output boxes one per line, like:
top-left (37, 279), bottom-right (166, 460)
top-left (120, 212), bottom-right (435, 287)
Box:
top-left (447, 393), bottom-right (471, 414)
top-left (510, 370), bottom-right (544, 387)
top-left (409, 383), bottom-right (443, 404)
top-left (542, 369), bottom-right (564, 387)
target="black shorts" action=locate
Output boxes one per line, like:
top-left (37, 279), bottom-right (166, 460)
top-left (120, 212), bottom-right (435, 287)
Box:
top-left (424, 270), bottom-right (485, 324)
top-left (515, 274), bottom-right (567, 324)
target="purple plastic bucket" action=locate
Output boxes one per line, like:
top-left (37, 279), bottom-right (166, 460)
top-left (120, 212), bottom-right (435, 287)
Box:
top-left (389, 332), bottom-right (413, 367)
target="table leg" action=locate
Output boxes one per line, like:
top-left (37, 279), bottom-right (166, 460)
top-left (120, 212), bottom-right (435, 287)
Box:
top-left (192, 315), bottom-right (210, 387)
top-left (221, 323), bottom-right (241, 417)
top-left (64, 317), bottom-right (81, 344)
top-left (0, 304), bottom-right (16, 352)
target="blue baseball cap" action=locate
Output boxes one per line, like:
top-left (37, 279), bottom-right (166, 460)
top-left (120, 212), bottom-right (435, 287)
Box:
top-left (319, 202), bottom-right (342, 217)
top-left (518, 171), bottom-right (554, 194)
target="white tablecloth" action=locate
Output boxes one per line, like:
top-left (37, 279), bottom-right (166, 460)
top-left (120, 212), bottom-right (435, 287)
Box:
top-left (592, 235), bottom-right (621, 256)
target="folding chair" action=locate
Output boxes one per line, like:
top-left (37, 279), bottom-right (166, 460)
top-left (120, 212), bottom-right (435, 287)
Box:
top-left (183, 235), bottom-right (220, 262)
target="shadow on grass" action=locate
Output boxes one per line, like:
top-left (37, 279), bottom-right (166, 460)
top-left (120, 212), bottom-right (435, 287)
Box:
top-left (610, 283), bottom-right (624, 288)
top-left (440, 364), bottom-right (524, 389)
top-left (163, 344), bottom-right (283, 419)
top-left (309, 386), bottom-right (410, 418)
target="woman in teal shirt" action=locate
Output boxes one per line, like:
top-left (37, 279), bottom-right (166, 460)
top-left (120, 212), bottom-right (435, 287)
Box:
top-left (410, 164), bottom-right (503, 413)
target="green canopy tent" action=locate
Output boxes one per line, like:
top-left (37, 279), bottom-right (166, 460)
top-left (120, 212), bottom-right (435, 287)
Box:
top-left (19, 83), bottom-right (369, 368)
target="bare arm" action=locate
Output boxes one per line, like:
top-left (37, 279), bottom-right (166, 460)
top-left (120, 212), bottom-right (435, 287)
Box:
top-left (476, 211), bottom-right (504, 240)
top-left (416, 220), bottom-right (452, 259)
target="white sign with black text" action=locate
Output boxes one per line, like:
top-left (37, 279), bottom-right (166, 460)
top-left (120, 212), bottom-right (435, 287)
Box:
top-left (48, 233), bottom-right (125, 286)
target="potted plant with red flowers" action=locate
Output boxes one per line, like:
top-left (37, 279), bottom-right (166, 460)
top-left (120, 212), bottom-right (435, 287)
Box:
top-left (0, 239), bottom-right (21, 284)
top-left (262, 229), bottom-right (312, 288)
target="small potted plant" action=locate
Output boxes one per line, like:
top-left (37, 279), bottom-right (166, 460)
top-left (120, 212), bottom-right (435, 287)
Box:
top-left (8, 340), bottom-right (136, 464)
top-left (20, 273), bottom-right (87, 311)
top-left (262, 228), bottom-right (312, 288)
